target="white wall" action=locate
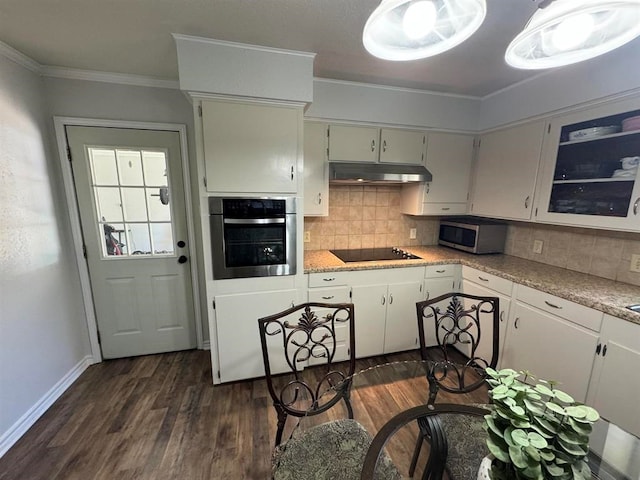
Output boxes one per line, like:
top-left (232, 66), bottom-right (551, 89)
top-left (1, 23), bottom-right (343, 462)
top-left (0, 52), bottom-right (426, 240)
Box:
top-left (0, 55), bottom-right (91, 451)
top-left (307, 78), bottom-right (481, 132)
top-left (479, 42), bottom-right (640, 131)
top-left (43, 77), bottom-right (210, 345)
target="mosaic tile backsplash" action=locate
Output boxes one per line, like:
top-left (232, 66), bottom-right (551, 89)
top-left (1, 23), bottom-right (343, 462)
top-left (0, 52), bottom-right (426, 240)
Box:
top-left (304, 185), bottom-right (640, 287)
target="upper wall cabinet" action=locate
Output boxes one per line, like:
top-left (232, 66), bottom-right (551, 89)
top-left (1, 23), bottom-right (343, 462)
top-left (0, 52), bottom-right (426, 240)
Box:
top-left (201, 98), bottom-right (302, 194)
top-left (401, 132), bottom-right (475, 215)
top-left (535, 96), bottom-right (640, 232)
top-left (328, 124), bottom-right (425, 165)
top-left (470, 120), bottom-right (545, 221)
top-left (303, 122), bottom-right (329, 216)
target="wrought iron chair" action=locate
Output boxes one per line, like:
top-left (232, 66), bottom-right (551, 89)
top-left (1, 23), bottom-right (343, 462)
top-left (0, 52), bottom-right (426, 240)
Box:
top-left (409, 292), bottom-right (500, 480)
top-left (258, 302), bottom-right (357, 447)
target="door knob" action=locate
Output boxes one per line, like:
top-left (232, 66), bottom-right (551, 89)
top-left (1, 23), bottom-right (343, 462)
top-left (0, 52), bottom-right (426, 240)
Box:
top-left (178, 255), bottom-right (188, 264)
top-left (177, 240), bottom-right (186, 248)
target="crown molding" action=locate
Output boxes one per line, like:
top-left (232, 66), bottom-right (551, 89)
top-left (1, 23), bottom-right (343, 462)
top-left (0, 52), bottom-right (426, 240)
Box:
top-left (0, 40), bottom-right (41, 73)
top-left (41, 66), bottom-right (180, 89)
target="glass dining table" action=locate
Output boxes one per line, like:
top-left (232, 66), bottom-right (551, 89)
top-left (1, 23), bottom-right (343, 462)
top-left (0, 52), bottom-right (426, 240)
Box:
top-left (271, 357), bottom-right (640, 480)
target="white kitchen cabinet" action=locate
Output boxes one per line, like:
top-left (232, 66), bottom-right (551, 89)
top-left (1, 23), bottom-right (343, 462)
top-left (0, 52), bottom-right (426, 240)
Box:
top-left (401, 133), bottom-right (475, 215)
top-left (328, 124), bottom-right (425, 165)
top-left (501, 286), bottom-right (602, 402)
top-left (383, 281), bottom-right (425, 353)
top-left (201, 98), bottom-right (302, 193)
top-left (586, 314), bottom-right (640, 437)
top-left (535, 96), bottom-right (640, 232)
top-left (461, 278), bottom-right (511, 368)
top-left (351, 283), bottom-right (389, 357)
top-left (214, 289), bottom-right (298, 383)
top-left (470, 121), bottom-right (545, 220)
top-left (303, 121), bottom-right (329, 216)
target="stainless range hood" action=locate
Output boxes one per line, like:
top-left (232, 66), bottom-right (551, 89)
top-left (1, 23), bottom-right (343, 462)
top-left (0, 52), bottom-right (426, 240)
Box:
top-left (329, 162), bottom-right (432, 184)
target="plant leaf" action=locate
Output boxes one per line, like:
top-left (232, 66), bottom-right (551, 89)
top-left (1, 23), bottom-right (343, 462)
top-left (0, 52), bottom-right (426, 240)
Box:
top-left (552, 389), bottom-right (574, 404)
top-left (546, 402), bottom-right (566, 416)
top-left (527, 431), bottom-right (548, 449)
top-left (509, 445), bottom-right (529, 469)
top-left (511, 429), bottom-right (530, 447)
top-left (487, 436), bottom-right (510, 463)
top-left (535, 384), bottom-right (554, 396)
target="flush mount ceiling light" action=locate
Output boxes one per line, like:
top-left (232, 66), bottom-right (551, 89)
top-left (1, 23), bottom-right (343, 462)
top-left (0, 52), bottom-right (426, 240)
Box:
top-left (506, 0), bottom-right (640, 69)
top-left (362, 0), bottom-right (487, 61)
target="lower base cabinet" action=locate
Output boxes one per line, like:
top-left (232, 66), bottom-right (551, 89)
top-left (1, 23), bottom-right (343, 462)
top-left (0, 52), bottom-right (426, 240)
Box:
top-left (214, 289), bottom-right (298, 383)
top-left (502, 300), bottom-right (600, 402)
top-left (586, 314), bottom-right (640, 437)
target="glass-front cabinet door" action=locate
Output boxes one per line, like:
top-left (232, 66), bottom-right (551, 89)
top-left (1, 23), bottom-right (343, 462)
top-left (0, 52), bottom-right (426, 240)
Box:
top-left (536, 96), bottom-right (640, 231)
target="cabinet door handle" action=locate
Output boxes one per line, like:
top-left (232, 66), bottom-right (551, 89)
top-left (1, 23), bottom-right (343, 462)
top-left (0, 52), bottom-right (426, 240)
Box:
top-left (318, 193), bottom-right (322, 204)
top-left (389, 294), bottom-right (393, 305)
top-left (323, 277), bottom-right (335, 282)
top-left (544, 300), bottom-right (562, 309)
top-left (441, 207), bottom-right (450, 211)
top-left (478, 276), bottom-right (489, 282)
top-left (425, 184), bottom-right (430, 194)
top-left (500, 311), bottom-right (505, 322)
top-left (383, 140), bottom-right (387, 152)
top-left (425, 291), bottom-right (430, 300)
top-left (436, 269), bottom-right (445, 273)
top-left (290, 166), bottom-right (294, 181)
top-left (602, 345), bottom-right (607, 357)
top-left (322, 295), bottom-right (334, 300)
top-left (524, 196), bottom-right (530, 209)
top-left (371, 140), bottom-right (376, 152)
top-left (634, 197), bottom-right (640, 215)
top-left (514, 317), bottom-right (520, 329)
top-left (382, 295), bottom-right (386, 305)
top-left (595, 343), bottom-right (602, 355)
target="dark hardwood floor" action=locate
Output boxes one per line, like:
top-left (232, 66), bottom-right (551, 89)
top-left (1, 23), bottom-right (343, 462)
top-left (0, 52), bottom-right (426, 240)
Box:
top-left (0, 350), bottom-right (487, 480)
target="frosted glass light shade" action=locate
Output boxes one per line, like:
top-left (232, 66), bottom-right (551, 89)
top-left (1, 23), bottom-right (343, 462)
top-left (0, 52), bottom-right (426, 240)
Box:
top-left (506, 0), bottom-right (640, 69)
top-left (363, 0), bottom-right (487, 61)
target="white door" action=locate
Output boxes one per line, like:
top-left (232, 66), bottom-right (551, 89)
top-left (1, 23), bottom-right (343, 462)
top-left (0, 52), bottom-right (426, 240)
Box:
top-left (384, 281), bottom-right (423, 354)
top-left (66, 126), bottom-right (196, 359)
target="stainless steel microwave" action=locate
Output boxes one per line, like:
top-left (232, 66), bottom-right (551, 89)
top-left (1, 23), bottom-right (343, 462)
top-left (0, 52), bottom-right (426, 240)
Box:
top-left (438, 218), bottom-right (507, 254)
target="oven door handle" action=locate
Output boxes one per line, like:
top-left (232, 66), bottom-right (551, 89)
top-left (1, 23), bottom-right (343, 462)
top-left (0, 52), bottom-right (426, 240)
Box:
top-left (223, 218), bottom-right (286, 225)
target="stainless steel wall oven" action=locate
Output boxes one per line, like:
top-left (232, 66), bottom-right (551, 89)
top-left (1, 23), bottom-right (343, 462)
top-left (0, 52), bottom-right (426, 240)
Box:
top-left (209, 197), bottom-right (297, 279)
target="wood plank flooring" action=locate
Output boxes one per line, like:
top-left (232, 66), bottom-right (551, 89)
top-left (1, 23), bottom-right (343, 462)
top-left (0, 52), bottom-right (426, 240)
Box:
top-left (0, 350), bottom-right (487, 480)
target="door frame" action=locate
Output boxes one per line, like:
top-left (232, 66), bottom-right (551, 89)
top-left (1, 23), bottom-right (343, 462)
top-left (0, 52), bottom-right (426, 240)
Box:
top-left (53, 117), bottom-right (204, 363)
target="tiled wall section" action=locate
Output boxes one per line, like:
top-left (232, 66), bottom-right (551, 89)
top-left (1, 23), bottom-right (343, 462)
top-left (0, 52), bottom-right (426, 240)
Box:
top-left (303, 185), bottom-right (440, 250)
top-left (505, 222), bottom-right (640, 286)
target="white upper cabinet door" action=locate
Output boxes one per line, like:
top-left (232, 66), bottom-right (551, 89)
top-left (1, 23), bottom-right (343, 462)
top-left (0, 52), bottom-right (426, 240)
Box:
top-left (401, 133), bottom-right (474, 215)
top-left (470, 121), bottom-right (545, 220)
top-left (379, 128), bottom-right (426, 165)
top-left (535, 96), bottom-right (640, 232)
top-left (303, 122), bottom-right (329, 216)
top-left (201, 99), bottom-right (301, 194)
top-left (328, 124), bottom-right (379, 163)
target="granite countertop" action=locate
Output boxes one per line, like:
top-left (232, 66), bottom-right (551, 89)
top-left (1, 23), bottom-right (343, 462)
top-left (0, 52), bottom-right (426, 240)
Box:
top-left (304, 246), bottom-right (640, 325)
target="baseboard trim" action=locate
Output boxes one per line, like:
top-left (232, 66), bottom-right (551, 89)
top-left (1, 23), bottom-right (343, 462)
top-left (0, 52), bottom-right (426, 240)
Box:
top-left (201, 340), bottom-right (211, 350)
top-left (0, 355), bottom-right (93, 458)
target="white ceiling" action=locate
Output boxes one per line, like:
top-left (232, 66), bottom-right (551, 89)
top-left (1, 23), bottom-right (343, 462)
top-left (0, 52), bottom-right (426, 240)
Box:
top-left (1, 0), bottom-right (638, 97)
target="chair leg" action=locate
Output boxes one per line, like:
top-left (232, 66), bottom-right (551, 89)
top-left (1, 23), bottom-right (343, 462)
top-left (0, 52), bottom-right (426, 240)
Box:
top-left (343, 396), bottom-right (354, 419)
top-left (274, 409), bottom-right (288, 446)
top-left (419, 416), bottom-right (448, 480)
top-left (408, 434), bottom-right (423, 477)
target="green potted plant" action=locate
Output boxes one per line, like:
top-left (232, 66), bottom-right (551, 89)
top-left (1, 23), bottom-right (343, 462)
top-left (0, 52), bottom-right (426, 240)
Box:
top-left (482, 368), bottom-right (599, 480)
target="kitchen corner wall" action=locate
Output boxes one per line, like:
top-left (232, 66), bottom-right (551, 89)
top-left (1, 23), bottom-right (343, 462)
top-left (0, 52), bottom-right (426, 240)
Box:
top-left (303, 185), bottom-right (439, 250)
top-left (505, 222), bottom-right (640, 287)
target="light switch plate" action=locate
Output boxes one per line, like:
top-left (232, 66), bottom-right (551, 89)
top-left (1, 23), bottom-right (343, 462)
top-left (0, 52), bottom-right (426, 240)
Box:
top-left (409, 228), bottom-right (417, 239)
top-left (630, 254), bottom-right (640, 272)
top-left (533, 240), bottom-right (544, 254)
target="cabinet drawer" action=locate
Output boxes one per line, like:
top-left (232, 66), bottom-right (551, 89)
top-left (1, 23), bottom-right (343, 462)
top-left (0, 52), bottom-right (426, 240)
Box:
top-left (424, 264), bottom-right (456, 278)
top-left (462, 266), bottom-right (513, 296)
top-left (309, 271), bottom-right (352, 287)
top-left (516, 285), bottom-right (603, 332)
top-left (307, 286), bottom-right (351, 303)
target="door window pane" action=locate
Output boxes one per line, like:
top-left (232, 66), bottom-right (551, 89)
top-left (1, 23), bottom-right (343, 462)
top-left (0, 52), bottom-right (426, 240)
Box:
top-left (151, 223), bottom-right (174, 255)
top-left (95, 187), bottom-right (123, 223)
top-left (90, 149), bottom-right (119, 185)
top-left (117, 150), bottom-right (144, 186)
top-left (142, 151), bottom-right (168, 186)
top-left (88, 147), bottom-right (175, 259)
top-left (121, 188), bottom-right (148, 222)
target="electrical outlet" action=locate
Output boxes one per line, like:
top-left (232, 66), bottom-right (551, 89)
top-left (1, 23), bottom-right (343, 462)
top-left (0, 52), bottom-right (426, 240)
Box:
top-left (631, 254), bottom-right (640, 272)
top-left (409, 228), bottom-right (417, 239)
top-left (532, 239), bottom-right (544, 254)
top-left (304, 231), bottom-right (311, 243)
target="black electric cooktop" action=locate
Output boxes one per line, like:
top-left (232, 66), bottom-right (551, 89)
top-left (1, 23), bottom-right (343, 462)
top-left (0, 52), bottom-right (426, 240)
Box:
top-left (330, 247), bottom-right (421, 262)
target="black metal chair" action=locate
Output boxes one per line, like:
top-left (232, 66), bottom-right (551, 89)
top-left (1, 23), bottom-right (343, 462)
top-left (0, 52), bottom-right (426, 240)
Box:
top-left (258, 302), bottom-right (357, 446)
top-left (409, 292), bottom-right (500, 480)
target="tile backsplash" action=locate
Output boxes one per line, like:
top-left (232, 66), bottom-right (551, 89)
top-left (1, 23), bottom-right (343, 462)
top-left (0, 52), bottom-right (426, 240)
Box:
top-left (304, 186), bottom-right (640, 287)
top-left (505, 222), bottom-right (640, 286)
top-left (303, 185), bottom-right (440, 250)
